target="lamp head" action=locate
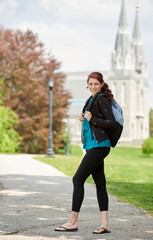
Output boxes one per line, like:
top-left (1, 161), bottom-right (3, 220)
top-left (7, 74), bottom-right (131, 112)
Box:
top-left (48, 78), bottom-right (54, 90)
top-left (66, 109), bottom-right (70, 118)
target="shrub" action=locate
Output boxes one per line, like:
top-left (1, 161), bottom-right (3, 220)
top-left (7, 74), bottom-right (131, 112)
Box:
top-left (0, 106), bottom-right (21, 153)
top-left (142, 137), bottom-right (153, 157)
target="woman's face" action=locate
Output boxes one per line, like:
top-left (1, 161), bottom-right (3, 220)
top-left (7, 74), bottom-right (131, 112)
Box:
top-left (88, 78), bottom-right (103, 96)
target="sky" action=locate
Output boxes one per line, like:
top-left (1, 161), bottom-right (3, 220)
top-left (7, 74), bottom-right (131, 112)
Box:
top-left (0, 0), bottom-right (153, 108)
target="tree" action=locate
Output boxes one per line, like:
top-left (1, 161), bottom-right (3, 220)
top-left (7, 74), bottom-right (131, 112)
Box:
top-left (0, 106), bottom-right (21, 153)
top-left (149, 109), bottom-right (153, 137)
top-left (0, 27), bottom-right (71, 153)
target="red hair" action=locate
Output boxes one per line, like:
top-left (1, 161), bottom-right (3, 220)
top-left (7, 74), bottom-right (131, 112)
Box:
top-left (87, 72), bottom-right (114, 101)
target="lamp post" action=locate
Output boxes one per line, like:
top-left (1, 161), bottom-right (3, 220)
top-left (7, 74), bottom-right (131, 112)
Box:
top-left (47, 78), bottom-right (54, 157)
top-left (66, 109), bottom-right (70, 156)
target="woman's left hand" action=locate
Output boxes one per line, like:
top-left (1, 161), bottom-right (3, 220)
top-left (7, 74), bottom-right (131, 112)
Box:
top-left (84, 111), bottom-right (92, 121)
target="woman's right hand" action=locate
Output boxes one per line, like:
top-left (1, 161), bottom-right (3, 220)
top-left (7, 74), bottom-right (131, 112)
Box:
top-left (79, 113), bottom-right (84, 123)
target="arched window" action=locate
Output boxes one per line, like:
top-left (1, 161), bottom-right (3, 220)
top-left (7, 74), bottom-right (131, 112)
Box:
top-left (141, 123), bottom-right (143, 140)
top-left (131, 123), bottom-right (134, 139)
top-left (121, 83), bottom-right (126, 105)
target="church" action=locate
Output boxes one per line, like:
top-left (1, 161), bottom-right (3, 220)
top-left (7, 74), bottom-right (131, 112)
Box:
top-left (64, 0), bottom-right (149, 146)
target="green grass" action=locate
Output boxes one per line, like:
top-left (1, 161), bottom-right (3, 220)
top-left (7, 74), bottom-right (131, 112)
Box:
top-left (35, 146), bottom-right (153, 215)
top-left (105, 147), bottom-right (153, 214)
top-left (69, 144), bottom-right (83, 157)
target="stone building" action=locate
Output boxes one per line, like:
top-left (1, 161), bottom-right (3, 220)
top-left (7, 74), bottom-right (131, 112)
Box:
top-left (64, 0), bottom-right (149, 146)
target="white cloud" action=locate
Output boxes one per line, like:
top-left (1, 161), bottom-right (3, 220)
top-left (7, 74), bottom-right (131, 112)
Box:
top-left (38, 0), bottom-right (58, 11)
top-left (14, 22), bottom-right (51, 46)
top-left (141, 0), bottom-right (153, 17)
top-left (0, 0), bottom-right (18, 16)
top-left (13, 20), bottom-right (111, 72)
top-left (15, 22), bottom-right (50, 36)
top-left (38, 0), bottom-right (120, 24)
top-left (51, 37), bottom-right (111, 72)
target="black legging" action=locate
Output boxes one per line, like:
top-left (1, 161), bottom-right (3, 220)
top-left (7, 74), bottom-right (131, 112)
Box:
top-left (72, 147), bottom-right (110, 212)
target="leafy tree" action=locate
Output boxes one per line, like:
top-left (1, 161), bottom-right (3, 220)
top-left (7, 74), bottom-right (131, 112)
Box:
top-left (142, 137), bottom-right (153, 157)
top-left (149, 109), bottom-right (153, 137)
top-left (0, 27), bottom-right (71, 153)
top-left (0, 106), bottom-right (21, 153)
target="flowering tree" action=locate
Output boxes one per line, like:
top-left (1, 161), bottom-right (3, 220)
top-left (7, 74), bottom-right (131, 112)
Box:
top-left (0, 27), bottom-right (71, 153)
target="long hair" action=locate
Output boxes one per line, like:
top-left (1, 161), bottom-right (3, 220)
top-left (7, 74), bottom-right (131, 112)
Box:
top-left (87, 72), bottom-right (114, 101)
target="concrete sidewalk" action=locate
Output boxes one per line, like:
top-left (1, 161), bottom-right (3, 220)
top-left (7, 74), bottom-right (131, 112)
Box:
top-left (0, 154), bottom-right (153, 240)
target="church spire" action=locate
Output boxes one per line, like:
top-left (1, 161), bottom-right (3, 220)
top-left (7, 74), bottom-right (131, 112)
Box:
top-left (133, 1), bottom-right (141, 38)
top-left (112, 0), bottom-right (132, 71)
top-left (118, 0), bottom-right (128, 29)
top-left (132, 1), bottom-right (146, 73)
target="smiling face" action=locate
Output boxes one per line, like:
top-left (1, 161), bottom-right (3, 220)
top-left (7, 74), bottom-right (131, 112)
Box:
top-left (88, 78), bottom-right (103, 96)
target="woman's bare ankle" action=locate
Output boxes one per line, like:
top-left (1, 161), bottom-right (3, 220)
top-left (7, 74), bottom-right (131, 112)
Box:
top-left (61, 221), bottom-right (78, 229)
top-left (68, 219), bottom-right (78, 226)
top-left (101, 225), bottom-right (109, 230)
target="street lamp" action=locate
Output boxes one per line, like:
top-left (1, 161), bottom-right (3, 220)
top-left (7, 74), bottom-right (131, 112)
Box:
top-left (47, 78), bottom-right (54, 157)
top-left (66, 109), bottom-right (70, 155)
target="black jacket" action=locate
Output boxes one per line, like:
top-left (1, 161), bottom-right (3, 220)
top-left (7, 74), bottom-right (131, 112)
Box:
top-left (82, 91), bottom-right (117, 143)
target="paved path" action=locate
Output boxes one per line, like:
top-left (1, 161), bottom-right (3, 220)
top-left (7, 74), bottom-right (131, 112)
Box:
top-left (0, 154), bottom-right (153, 240)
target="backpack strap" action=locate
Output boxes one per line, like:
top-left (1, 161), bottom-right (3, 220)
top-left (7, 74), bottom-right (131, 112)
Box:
top-left (82, 91), bottom-right (109, 141)
top-left (84, 91), bottom-right (108, 112)
top-left (82, 96), bottom-right (92, 113)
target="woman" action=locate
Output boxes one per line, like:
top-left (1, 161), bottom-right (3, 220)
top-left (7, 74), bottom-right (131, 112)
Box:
top-left (55, 72), bottom-right (116, 234)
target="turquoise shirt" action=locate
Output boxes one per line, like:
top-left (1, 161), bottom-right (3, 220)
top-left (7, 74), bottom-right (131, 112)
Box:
top-left (82, 110), bottom-right (111, 150)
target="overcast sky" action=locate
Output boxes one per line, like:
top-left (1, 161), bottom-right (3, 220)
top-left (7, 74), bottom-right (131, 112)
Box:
top-left (0, 0), bottom-right (153, 108)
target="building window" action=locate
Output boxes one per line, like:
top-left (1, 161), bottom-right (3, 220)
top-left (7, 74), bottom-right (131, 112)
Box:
top-left (112, 83), bottom-right (117, 99)
top-left (121, 83), bottom-right (126, 105)
top-left (141, 123), bottom-right (143, 140)
top-left (131, 123), bottom-right (134, 139)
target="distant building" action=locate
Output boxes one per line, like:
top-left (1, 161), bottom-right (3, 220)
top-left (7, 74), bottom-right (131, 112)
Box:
top-left (64, 0), bottom-right (149, 146)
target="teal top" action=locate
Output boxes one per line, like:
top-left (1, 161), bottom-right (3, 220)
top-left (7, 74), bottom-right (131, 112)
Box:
top-left (82, 109), bottom-right (111, 150)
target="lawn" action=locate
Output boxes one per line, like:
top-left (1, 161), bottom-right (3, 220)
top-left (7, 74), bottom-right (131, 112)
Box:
top-left (35, 146), bottom-right (153, 215)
